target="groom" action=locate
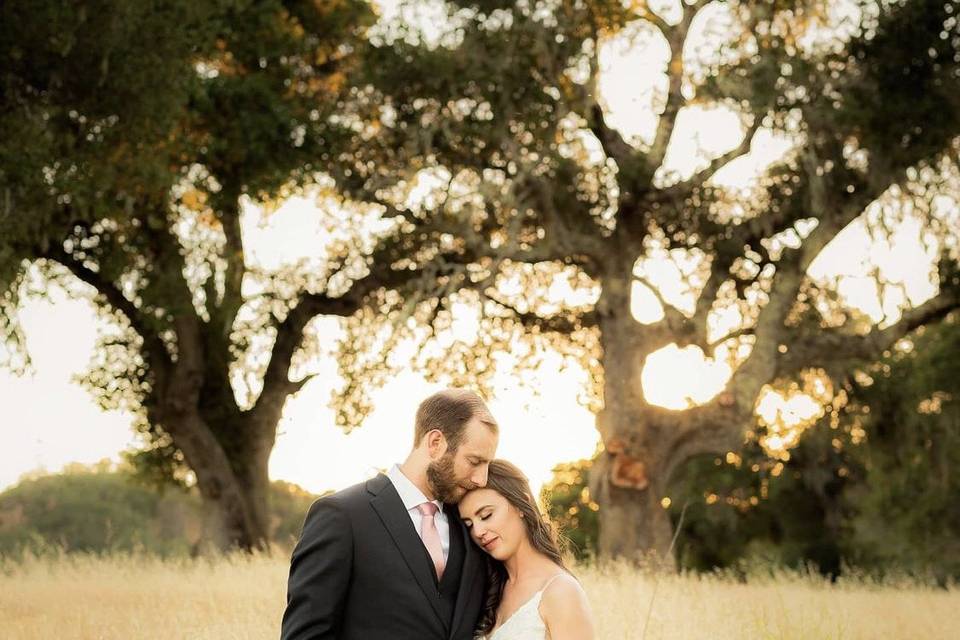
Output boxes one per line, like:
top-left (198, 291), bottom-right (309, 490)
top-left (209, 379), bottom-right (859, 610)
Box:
top-left (280, 388), bottom-right (499, 640)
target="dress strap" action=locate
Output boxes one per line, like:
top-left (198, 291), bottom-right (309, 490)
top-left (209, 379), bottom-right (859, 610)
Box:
top-left (540, 572), bottom-right (569, 594)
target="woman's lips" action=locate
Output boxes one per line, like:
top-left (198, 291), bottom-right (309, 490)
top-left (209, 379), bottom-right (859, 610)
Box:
top-left (482, 537), bottom-right (499, 551)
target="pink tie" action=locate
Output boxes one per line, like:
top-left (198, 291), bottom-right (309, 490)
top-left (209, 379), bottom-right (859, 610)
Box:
top-left (416, 502), bottom-right (445, 579)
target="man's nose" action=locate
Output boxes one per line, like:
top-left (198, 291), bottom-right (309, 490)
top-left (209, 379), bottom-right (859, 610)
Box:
top-left (472, 465), bottom-right (489, 487)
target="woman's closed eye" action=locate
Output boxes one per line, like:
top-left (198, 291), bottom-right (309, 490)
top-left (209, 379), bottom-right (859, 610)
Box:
top-left (463, 513), bottom-right (490, 529)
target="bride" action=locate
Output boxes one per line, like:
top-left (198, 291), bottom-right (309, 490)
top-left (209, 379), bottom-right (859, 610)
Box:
top-left (458, 460), bottom-right (595, 640)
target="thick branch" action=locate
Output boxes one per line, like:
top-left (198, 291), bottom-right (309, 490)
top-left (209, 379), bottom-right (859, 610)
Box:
top-left (46, 245), bottom-right (172, 376)
top-left (483, 290), bottom-right (598, 333)
top-left (219, 196), bottom-right (246, 326)
top-left (633, 274), bottom-right (691, 337)
top-left (688, 118), bottom-right (759, 190)
top-left (251, 288), bottom-right (360, 426)
top-left (647, 0), bottom-right (708, 169)
top-left (633, 2), bottom-right (671, 40)
top-left (709, 326), bottom-right (755, 349)
top-left (690, 246), bottom-right (741, 348)
top-left (727, 144), bottom-right (913, 402)
top-left (518, 172), bottom-right (607, 269)
top-left (589, 103), bottom-right (636, 172)
top-left (252, 229), bottom-right (482, 422)
top-left (778, 290), bottom-right (960, 377)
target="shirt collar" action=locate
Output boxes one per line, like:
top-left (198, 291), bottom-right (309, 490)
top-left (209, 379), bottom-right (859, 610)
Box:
top-left (387, 464), bottom-right (443, 512)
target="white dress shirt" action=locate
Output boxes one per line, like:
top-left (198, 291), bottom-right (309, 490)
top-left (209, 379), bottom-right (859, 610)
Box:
top-left (386, 464), bottom-right (450, 560)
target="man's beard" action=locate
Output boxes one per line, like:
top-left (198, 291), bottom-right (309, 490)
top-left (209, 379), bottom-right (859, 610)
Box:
top-left (426, 452), bottom-right (467, 503)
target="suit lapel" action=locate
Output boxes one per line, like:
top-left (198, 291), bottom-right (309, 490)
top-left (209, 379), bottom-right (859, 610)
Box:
top-left (448, 505), bottom-right (481, 637)
top-left (367, 475), bottom-right (447, 627)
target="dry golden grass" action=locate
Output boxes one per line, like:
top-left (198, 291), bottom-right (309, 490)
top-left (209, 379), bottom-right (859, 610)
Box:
top-left (1, 552), bottom-right (956, 639)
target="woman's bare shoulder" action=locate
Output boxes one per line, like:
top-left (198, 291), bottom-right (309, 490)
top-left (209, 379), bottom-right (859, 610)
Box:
top-left (538, 571), bottom-right (594, 639)
top-left (540, 571), bottom-right (587, 609)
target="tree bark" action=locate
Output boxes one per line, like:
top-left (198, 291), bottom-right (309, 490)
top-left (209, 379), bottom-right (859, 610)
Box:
top-left (591, 267), bottom-right (681, 561)
top-left (159, 409), bottom-right (265, 550)
top-left (591, 452), bottom-right (674, 562)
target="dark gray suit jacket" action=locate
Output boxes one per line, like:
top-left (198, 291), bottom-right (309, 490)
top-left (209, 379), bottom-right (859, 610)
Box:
top-left (280, 473), bottom-right (487, 640)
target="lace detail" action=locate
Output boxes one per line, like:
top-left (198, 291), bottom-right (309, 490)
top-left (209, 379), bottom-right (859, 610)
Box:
top-left (486, 574), bottom-right (565, 640)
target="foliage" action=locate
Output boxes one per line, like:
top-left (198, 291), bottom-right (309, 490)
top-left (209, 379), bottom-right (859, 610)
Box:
top-left (0, 465), bottom-right (318, 557)
top-left (540, 459), bottom-right (600, 561)
top-left (0, 0), bottom-right (216, 359)
top-left (843, 316), bottom-right (960, 578)
top-left (668, 432), bottom-right (851, 577)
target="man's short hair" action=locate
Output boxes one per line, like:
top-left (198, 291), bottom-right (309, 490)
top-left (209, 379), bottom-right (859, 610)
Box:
top-left (414, 389), bottom-right (498, 451)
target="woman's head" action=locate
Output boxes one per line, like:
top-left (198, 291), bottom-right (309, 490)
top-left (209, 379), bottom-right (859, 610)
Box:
top-left (458, 459), bottom-right (565, 567)
top-left (460, 459), bottom-right (568, 636)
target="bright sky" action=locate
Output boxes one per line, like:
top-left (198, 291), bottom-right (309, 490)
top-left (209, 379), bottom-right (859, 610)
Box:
top-left (0, 0), bottom-right (947, 497)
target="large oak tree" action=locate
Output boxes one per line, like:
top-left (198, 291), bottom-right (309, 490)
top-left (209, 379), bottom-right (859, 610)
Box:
top-left (332, 0), bottom-right (960, 558)
top-left (0, 0), bottom-right (466, 550)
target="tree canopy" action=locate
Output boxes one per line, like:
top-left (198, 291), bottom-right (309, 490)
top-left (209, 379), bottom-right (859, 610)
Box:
top-left (330, 0), bottom-right (960, 557)
top-left (0, 0), bottom-right (392, 549)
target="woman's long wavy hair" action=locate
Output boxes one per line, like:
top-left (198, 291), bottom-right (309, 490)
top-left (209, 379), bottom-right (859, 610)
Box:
top-left (473, 459), bottom-right (568, 637)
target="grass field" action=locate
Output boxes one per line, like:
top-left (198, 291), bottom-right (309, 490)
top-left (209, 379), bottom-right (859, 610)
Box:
top-left (1, 552), bottom-right (957, 639)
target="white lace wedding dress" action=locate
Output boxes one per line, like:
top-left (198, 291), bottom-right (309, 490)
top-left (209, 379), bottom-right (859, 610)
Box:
top-left (486, 574), bottom-right (565, 640)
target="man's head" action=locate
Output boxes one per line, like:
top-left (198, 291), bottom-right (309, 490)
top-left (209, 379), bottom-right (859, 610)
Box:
top-left (415, 389), bottom-right (499, 503)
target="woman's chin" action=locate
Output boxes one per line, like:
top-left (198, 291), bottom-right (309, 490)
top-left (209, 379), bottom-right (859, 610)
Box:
top-left (483, 539), bottom-right (508, 560)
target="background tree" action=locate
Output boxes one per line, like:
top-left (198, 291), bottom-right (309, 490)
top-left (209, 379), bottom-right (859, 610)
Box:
top-left (841, 316), bottom-right (960, 579)
top-left (0, 0), bottom-right (459, 550)
top-left (333, 0), bottom-right (960, 559)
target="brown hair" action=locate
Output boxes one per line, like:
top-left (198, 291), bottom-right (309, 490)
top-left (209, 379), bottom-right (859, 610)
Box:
top-left (414, 389), bottom-right (497, 451)
top-left (475, 459), bottom-right (568, 636)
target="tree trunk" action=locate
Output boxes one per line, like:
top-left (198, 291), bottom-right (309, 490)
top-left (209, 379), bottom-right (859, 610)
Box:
top-left (154, 309), bottom-right (275, 552)
top-left (590, 268), bottom-right (746, 565)
top-left (158, 407), bottom-right (270, 551)
top-left (591, 453), bottom-right (675, 563)
top-left (232, 426), bottom-right (275, 549)
top-left (591, 272), bottom-right (679, 562)
top-left (198, 475), bottom-right (264, 552)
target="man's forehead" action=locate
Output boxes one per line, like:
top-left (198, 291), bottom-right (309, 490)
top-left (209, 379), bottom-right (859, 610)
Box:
top-left (460, 447), bottom-right (494, 461)
top-left (461, 425), bottom-right (498, 454)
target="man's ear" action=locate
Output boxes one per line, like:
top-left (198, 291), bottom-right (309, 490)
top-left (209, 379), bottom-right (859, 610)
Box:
top-left (426, 429), bottom-right (448, 459)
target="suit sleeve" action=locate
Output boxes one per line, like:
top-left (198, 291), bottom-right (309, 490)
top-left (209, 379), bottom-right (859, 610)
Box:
top-left (280, 497), bottom-right (353, 640)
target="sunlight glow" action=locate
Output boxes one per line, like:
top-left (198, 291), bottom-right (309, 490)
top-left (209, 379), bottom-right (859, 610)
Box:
top-left (641, 344), bottom-right (731, 410)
